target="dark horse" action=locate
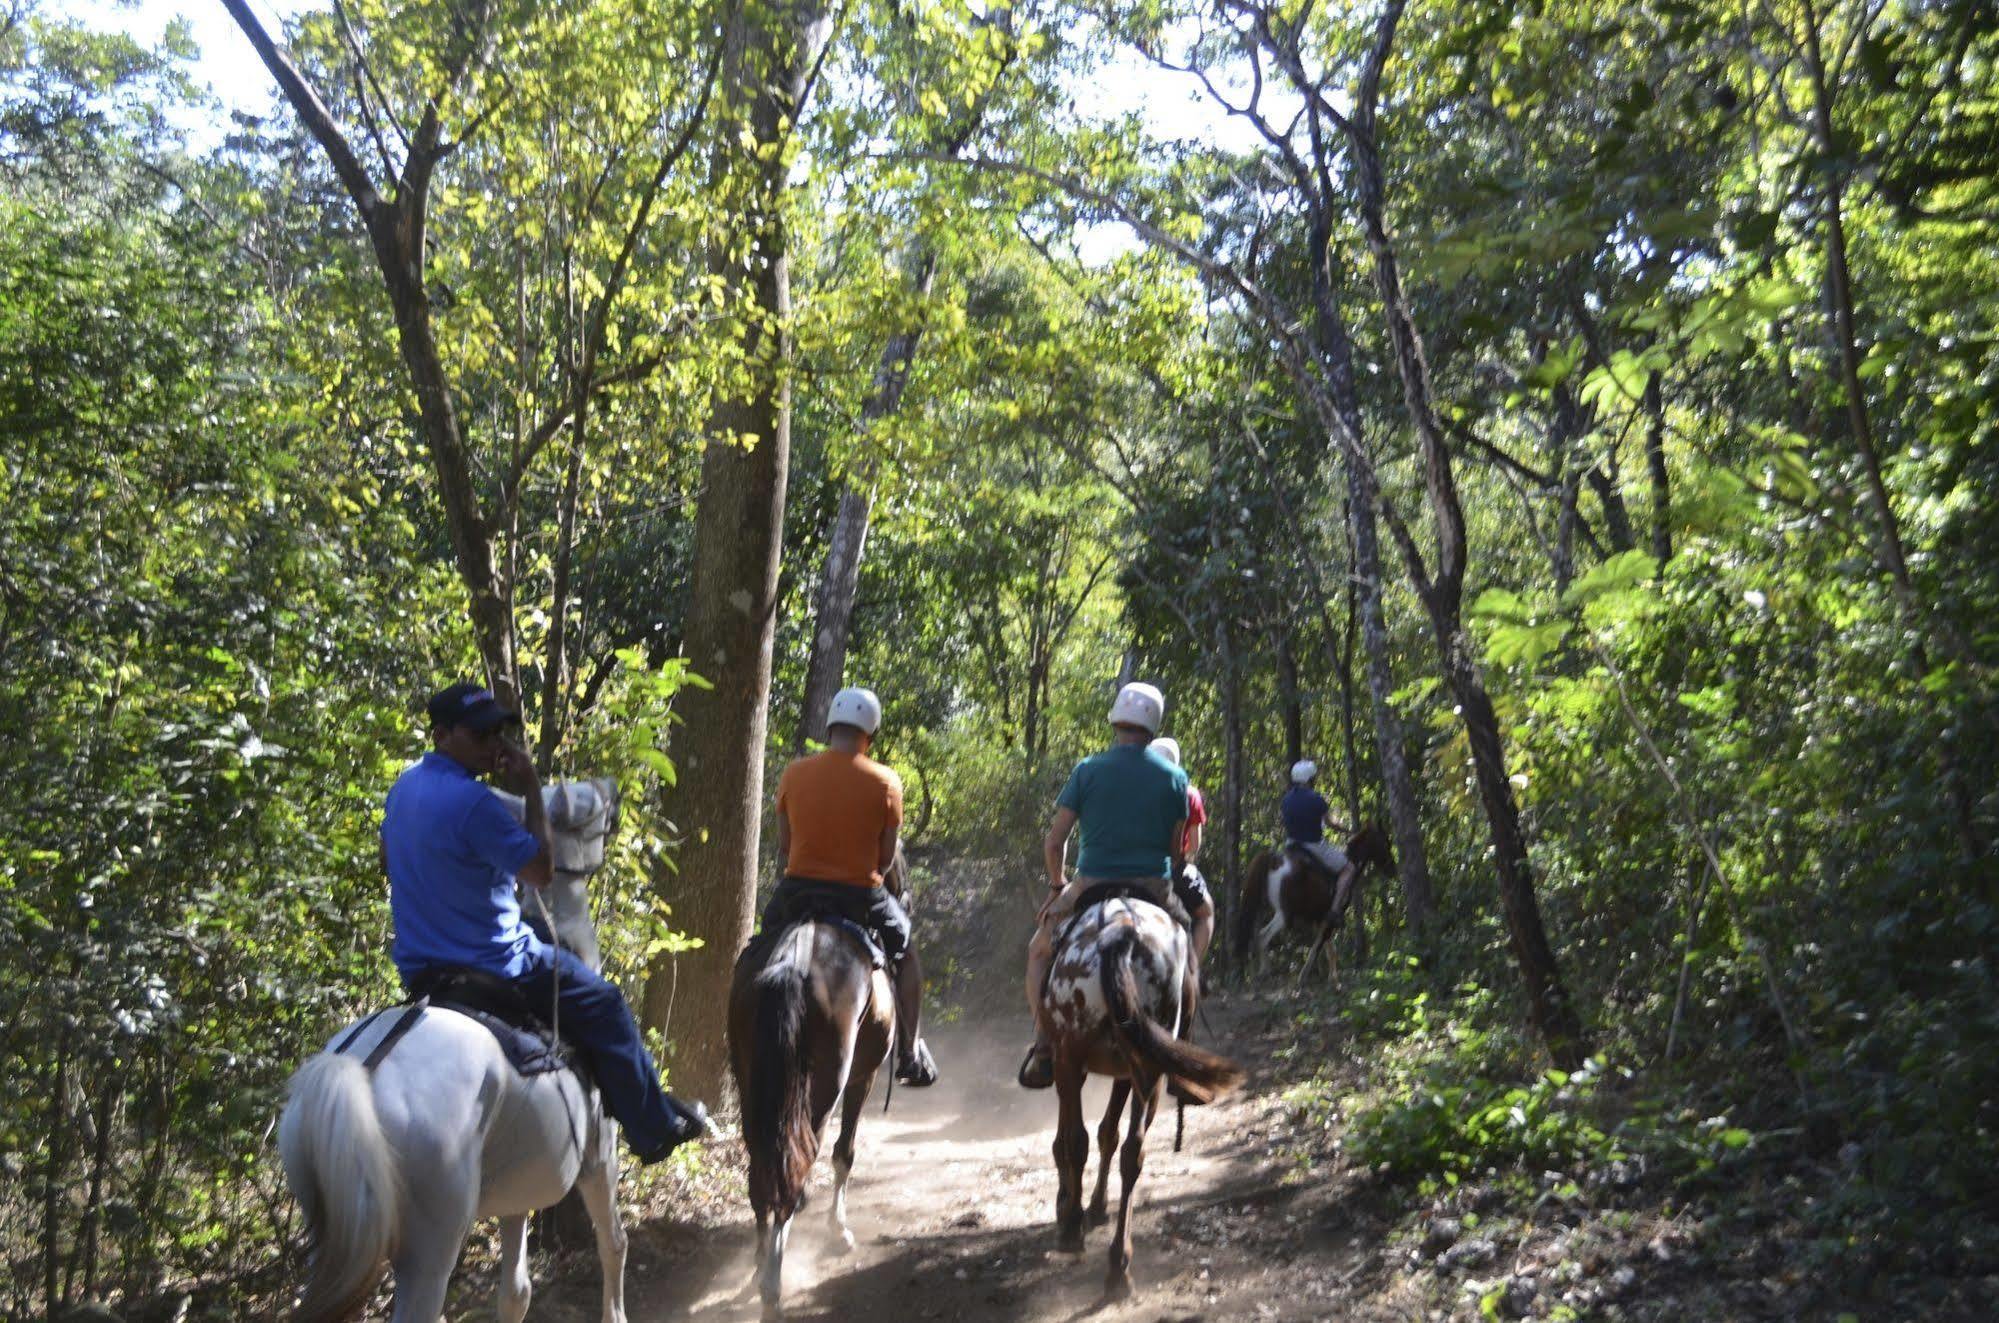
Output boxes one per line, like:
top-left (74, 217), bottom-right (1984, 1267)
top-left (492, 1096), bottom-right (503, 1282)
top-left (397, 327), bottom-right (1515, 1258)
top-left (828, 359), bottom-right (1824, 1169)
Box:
top-left (1232, 821), bottom-right (1395, 982)
top-left (728, 860), bottom-right (907, 1320)
top-left (1041, 893), bottom-right (1244, 1299)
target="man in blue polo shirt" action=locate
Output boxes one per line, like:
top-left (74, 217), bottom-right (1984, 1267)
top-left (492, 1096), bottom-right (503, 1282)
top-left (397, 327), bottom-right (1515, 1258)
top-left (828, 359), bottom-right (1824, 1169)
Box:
top-left (382, 681), bottom-right (708, 1165)
top-left (1018, 681), bottom-right (1188, 1089)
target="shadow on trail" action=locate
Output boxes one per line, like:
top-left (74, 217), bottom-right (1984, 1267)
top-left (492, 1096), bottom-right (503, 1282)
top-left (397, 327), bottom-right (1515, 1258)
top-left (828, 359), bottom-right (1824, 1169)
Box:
top-left (689, 1162), bottom-right (1349, 1323)
top-left (587, 991), bottom-right (1371, 1322)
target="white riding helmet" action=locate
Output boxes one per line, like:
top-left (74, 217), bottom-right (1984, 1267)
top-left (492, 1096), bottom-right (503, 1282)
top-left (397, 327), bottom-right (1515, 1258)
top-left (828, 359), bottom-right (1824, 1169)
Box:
top-left (1290, 759), bottom-right (1318, 784)
top-left (827, 686), bottom-right (883, 735)
top-left (1107, 681), bottom-right (1165, 733)
top-left (1151, 737), bottom-right (1182, 766)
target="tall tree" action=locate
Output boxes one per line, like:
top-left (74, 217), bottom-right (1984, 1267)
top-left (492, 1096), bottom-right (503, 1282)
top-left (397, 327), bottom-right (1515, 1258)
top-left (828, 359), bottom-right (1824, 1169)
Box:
top-left (221, 0), bottom-right (715, 717)
top-left (644, 0), bottom-right (835, 1097)
top-left (795, 1), bottom-right (1023, 744)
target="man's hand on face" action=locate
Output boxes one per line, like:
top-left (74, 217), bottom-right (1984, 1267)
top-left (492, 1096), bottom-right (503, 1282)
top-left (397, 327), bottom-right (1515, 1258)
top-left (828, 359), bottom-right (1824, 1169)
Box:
top-left (492, 739), bottom-right (538, 793)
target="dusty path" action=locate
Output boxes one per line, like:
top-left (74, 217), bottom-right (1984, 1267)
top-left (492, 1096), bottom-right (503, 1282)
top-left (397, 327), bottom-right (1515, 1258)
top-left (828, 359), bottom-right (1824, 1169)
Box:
top-left (589, 995), bottom-right (1392, 1323)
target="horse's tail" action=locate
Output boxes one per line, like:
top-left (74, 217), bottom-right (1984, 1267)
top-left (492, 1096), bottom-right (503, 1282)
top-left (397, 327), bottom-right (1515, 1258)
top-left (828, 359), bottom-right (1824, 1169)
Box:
top-left (743, 936), bottom-right (818, 1221)
top-left (1233, 851), bottom-right (1273, 961)
top-left (1099, 928), bottom-right (1244, 1106)
top-left (278, 1052), bottom-right (400, 1323)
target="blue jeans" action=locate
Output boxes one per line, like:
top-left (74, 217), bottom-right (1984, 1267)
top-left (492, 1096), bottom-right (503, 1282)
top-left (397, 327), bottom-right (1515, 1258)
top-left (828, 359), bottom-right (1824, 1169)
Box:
top-left (513, 948), bottom-right (688, 1158)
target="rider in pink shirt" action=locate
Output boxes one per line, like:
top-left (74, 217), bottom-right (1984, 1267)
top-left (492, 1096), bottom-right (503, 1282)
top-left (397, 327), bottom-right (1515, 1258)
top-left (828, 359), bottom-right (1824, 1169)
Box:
top-left (1149, 738), bottom-right (1216, 974)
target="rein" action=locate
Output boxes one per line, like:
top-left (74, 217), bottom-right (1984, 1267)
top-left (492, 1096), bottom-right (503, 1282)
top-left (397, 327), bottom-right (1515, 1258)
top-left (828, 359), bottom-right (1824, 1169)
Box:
top-left (529, 881), bottom-right (564, 1043)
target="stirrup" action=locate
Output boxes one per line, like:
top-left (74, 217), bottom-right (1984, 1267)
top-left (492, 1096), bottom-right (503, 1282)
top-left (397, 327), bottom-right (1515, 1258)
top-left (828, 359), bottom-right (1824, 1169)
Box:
top-left (1017, 1042), bottom-right (1054, 1090)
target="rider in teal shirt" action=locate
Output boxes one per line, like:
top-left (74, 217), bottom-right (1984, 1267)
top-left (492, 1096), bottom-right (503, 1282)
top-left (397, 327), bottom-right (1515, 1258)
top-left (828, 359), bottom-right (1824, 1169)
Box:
top-left (1020, 682), bottom-right (1188, 1089)
top-left (1055, 744), bottom-right (1189, 879)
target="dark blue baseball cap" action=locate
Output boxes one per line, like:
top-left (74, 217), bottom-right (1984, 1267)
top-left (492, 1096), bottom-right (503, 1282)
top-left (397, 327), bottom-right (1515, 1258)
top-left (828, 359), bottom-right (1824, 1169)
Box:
top-left (425, 682), bottom-right (521, 734)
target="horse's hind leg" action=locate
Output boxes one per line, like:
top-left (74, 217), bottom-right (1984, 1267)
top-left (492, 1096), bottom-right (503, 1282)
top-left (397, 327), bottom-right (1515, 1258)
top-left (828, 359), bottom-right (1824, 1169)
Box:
top-left (575, 1149), bottom-right (629, 1323)
top-left (1052, 1053), bottom-right (1089, 1253)
top-left (1106, 1073), bottom-right (1161, 1303)
top-left (497, 1215), bottom-right (531, 1323)
top-left (736, 1210), bottom-right (768, 1305)
top-left (1087, 1079), bottom-right (1129, 1227)
top-left (1254, 909), bottom-right (1285, 967)
top-left (388, 1209), bottom-right (472, 1323)
top-left (759, 1212), bottom-right (795, 1321)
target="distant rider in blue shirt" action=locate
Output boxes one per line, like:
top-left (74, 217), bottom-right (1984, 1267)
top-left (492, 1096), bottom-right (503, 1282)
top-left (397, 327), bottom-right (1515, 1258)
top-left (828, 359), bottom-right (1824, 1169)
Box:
top-left (381, 681), bottom-right (708, 1165)
top-left (1280, 759), bottom-right (1354, 893)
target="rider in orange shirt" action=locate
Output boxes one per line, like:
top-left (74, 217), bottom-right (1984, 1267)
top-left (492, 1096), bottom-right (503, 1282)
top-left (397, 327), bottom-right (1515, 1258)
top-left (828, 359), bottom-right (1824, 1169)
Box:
top-left (764, 686), bottom-right (938, 1086)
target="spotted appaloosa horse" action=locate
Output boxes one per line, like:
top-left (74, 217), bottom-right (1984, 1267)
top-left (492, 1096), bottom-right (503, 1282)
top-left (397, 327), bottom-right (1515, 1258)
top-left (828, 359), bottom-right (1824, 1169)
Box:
top-left (1233, 821), bottom-right (1395, 982)
top-left (727, 874), bottom-right (899, 1320)
top-left (1041, 894), bottom-right (1244, 1300)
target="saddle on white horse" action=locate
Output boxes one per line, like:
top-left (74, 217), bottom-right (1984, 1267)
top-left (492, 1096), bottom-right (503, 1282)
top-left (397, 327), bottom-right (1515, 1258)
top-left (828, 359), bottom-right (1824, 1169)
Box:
top-left (398, 966), bottom-right (578, 1078)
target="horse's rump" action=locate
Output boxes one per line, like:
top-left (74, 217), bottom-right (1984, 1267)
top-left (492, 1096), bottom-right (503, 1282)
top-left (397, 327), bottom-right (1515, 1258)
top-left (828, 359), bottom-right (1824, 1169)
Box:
top-left (1275, 847), bottom-right (1341, 926)
top-left (1234, 850), bottom-right (1278, 958)
top-left (730, 922), bottom-right (885, 1221)
top-left (1048, 901), bottom-right (1241, 1099)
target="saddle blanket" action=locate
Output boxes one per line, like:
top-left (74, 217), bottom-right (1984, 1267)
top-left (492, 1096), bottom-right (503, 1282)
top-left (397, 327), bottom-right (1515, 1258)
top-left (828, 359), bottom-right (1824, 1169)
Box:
top-left (738, 914), bottom-right (885, 971)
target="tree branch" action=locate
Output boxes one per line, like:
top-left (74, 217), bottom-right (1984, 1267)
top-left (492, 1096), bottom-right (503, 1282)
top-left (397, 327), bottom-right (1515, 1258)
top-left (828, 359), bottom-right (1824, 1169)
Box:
top-left (220, 0), bottom-right (381, 217)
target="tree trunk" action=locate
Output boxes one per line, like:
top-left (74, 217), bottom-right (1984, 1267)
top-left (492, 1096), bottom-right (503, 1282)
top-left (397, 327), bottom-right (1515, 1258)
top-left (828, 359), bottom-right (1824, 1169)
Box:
top-left (375, 232), bottom-right (519, 702)
top-left (221, 0), bottom-right (520, 702)
top-left (643, 0), bottom-right (831, 1102)
top-left (1347, 463), bottom-right (1433, 928)
top-left (1337, 526), bottom-right (1364, 826)
top-left (1442, 632), bottom-right (1586, 1067)
top-left (1304, 207), bottom-right (1435, 928)
top-left (798, 483), bottom-right (875, 745)
top-left (1350, 121), bottom-right (1586, 1067)
top-left (797, 251), bottom-right (939, 746)
top-left (536, 380), bottom-right (589, 771)
top-left (1643, 372), bottom-right (1672, 563)
top-left (1276, 629), bottom-right (1304, 766)
top-left (1218, 615), bottom-right (1245, 966)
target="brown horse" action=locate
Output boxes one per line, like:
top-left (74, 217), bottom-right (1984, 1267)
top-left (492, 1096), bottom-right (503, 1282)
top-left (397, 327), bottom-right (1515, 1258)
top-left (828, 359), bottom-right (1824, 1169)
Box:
top-left (1041, 893), bottom-right (1244, 1299)
top-left (1232, 822), bottom-right (1395, 982)
top-left (727, 916), bottom-right (893, 1320)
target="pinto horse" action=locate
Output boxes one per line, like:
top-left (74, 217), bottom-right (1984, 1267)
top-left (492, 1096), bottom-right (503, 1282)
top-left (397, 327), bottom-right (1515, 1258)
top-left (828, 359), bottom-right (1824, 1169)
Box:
top-left (1042, 893), bottom-right (1244, 1300)
top-left (1233, 821), bottom-right (1395, 982)
top-left (278, 779), bottom-right (630, 1323)
top-left (728, 906), bottom-right (894, 1319)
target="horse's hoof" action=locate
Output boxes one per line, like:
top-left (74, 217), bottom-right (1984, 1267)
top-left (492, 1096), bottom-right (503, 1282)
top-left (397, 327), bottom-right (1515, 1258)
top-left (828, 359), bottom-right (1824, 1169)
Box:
top-left (1105, 1270), bottom-right (1134, 1302)
top-left (1085, 1204), bottom-right (1109, 1228)
top-left (1056, 1226), bottom-right (1086, 1254)
top-left (831, 1227), bottom-right (856, 1256)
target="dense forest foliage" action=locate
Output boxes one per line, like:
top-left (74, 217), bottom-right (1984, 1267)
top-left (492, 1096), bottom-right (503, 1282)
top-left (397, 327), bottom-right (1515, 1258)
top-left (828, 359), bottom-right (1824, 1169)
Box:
top-left (3, 0), bottom-right (1995, 1315)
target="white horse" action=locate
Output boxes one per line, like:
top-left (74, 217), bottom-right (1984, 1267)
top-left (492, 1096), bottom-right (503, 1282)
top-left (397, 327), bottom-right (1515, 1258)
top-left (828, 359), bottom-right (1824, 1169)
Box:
top-left (279, 778), bottom-right (629, 1323)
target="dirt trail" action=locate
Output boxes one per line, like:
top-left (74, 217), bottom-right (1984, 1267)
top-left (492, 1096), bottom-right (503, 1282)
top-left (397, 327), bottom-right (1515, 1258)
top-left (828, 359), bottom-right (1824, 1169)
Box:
top-left (596, 995), bottom-right (1389, 1323)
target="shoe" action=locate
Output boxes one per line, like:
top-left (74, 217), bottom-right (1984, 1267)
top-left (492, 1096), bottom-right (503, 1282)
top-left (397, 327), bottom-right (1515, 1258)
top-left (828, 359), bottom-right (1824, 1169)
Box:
top-left (1017, 1043), bottom-right (1054, 1090)
top-left (672, 1099), bottom-right (719, 1141)
top-left (636, 1100), bottom-right (716, 1165)
top-left (895, 1040), bottom-right (939, 1087)
top-left (634, 1138), bottom-right (683, 1167)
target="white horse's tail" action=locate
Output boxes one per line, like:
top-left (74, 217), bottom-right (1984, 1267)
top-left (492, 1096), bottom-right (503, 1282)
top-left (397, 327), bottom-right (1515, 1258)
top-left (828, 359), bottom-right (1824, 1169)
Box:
top-left (279, 1052), bottom-right (401, 1323)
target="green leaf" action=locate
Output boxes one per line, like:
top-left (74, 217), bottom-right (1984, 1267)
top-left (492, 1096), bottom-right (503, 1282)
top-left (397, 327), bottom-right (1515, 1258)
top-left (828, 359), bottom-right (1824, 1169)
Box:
top-left (1470, 586), bottom-right (1534, 622)
top-left (1561, 551), bottom-right (1659, 610)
